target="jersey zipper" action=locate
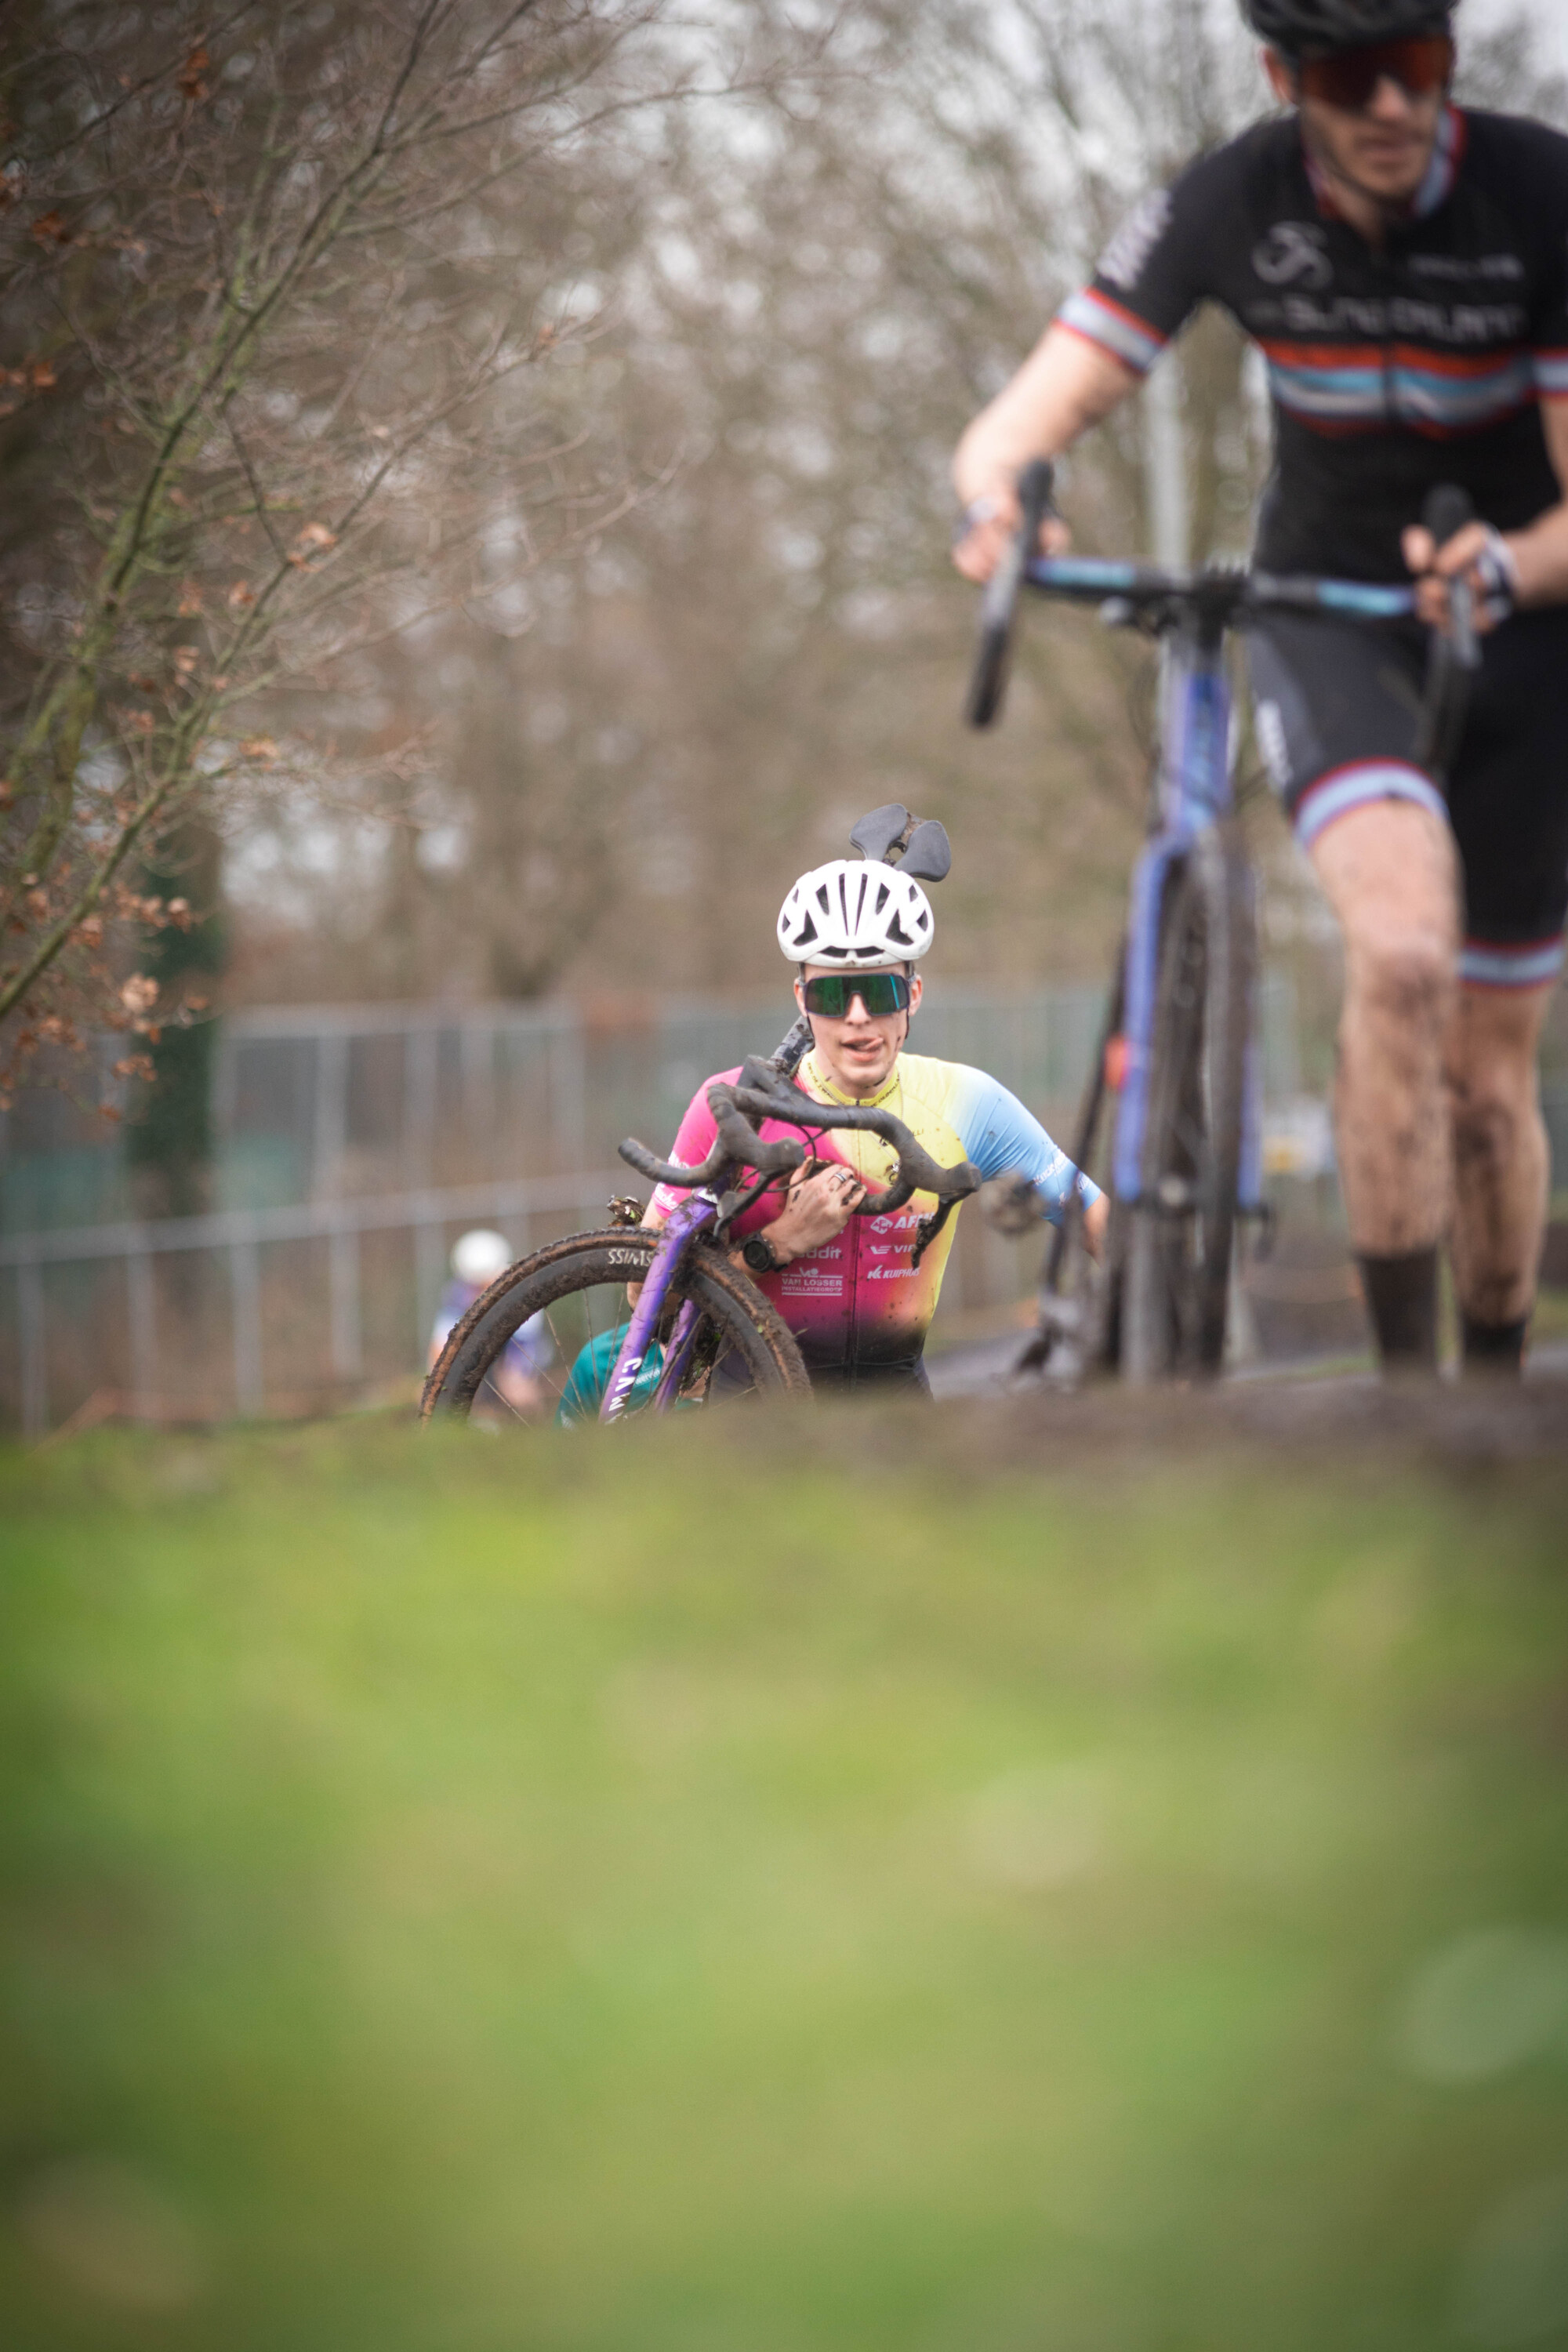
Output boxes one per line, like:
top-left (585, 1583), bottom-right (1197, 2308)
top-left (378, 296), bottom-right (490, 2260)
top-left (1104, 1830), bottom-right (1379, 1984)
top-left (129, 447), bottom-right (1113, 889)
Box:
top-left (1375, 245), bottom-right (1396, 426)
top-left (842, 1066), bottom-right (902, 1382)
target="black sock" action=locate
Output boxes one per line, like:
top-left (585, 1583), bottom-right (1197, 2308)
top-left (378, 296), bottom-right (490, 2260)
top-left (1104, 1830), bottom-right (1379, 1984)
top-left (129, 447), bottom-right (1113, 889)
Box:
top-left (1461, 1313), bottom-right (1528, 1375)
top-left (1358, 1247), bottom-right (1439, 1371)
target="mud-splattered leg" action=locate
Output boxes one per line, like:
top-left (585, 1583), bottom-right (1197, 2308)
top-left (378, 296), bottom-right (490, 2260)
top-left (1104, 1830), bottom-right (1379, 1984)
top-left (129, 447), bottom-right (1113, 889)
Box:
top-left (1444, 981), bottom-right (1552, 1371)
top-left (1310, 800), bottom-right (1460, 1369)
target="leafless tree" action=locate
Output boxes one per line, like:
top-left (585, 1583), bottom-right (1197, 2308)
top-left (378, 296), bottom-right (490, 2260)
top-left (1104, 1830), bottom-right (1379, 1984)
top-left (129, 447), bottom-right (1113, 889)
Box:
top-left (0, 0), bottom-right (837, 1093)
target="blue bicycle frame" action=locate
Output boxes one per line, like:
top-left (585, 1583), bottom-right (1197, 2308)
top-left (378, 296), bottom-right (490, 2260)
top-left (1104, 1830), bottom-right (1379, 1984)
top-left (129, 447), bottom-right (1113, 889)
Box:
top-left (1113, 616), bottom-right (1260, 1214)
top-left (1018, 554), bottom-right (1420, 1223)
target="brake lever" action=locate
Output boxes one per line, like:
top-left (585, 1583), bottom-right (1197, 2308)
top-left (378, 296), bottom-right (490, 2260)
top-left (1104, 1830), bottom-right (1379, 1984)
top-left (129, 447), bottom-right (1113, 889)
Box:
top-left (1414, 482), bottom-right (1479, 782)
top-left (964, 458), bottom-right (1057, 730)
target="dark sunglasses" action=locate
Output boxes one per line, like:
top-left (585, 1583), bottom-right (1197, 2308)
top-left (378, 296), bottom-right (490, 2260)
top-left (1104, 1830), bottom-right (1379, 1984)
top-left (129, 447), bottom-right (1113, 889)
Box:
top-left (801, 971), bottom-right (912, 1018)
top-left (1295, 33), bottom-right (1454, 111)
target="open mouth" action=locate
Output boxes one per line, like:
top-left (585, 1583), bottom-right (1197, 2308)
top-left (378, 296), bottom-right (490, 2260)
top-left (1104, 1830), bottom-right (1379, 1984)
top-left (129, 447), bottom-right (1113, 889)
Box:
top-left (1355, 132), bottom-right (1421, 163)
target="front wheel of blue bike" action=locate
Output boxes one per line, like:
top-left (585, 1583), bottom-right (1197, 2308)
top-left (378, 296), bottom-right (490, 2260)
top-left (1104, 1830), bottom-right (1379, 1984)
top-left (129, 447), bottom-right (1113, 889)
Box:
top-left (419, 1229), bottom-right (812, 1424)
top-left (1122, 828), bottom-right (1255, 1384)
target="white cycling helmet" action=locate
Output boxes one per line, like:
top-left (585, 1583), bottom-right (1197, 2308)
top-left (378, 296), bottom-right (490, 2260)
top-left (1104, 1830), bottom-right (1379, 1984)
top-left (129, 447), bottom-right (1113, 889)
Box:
top-left (777, 858), bottom-right (934, 968)
top-left (451, 1228), bottom-right (513, 1286)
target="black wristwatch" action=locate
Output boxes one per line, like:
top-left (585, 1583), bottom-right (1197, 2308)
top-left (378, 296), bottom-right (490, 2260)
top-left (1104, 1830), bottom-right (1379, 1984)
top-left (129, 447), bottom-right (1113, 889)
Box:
top-left (742, 1232), bottom-right (782, 1276)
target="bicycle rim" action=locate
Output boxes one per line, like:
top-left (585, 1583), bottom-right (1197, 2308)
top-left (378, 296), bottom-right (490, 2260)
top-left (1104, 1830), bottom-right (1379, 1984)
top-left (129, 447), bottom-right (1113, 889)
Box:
top-left (1123, 829), bottom-right (1253, 1383)
top-left (419, 1229), bottom-right (812, 1425)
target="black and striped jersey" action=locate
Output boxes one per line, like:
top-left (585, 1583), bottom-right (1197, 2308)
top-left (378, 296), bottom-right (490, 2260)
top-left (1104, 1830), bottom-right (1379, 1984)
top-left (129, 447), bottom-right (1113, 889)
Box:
top-left (1057, 106), bottom-right (1568, 579)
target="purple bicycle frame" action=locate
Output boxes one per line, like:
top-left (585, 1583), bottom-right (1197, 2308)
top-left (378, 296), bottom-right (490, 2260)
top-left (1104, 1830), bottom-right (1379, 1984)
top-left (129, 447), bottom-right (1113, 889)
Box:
top-left (600, 1189), bottom-right (720, 1421)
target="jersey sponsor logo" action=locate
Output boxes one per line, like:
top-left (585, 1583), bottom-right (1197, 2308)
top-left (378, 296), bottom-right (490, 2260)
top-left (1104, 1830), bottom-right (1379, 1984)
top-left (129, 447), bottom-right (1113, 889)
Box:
top-left (1272, 292), bottom-right (1527, 343)
top-left (1252, 223), bottom-right (1332, 290)
top-left (1409, 252), bottom-right (1524, 283)
top-left (1097, 189), bottom-right (1172, 291)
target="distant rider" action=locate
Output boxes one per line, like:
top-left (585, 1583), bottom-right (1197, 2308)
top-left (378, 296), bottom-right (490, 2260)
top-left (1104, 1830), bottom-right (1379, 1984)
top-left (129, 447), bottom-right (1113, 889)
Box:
top-left (429, 1229), bottom-right (551, 1417)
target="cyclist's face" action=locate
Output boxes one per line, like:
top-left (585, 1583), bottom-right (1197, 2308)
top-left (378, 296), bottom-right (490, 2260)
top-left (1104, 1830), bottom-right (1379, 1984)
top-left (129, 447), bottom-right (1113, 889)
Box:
top-left (1264, 45), bottom-right (1445, 207)
top-left (795, 964), bottom-right (924, 1098)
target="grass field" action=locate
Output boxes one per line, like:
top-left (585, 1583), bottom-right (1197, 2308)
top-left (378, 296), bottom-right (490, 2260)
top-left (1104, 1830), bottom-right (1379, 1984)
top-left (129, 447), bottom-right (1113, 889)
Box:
top-left (2, 1399), bottom-right (1567, 2352)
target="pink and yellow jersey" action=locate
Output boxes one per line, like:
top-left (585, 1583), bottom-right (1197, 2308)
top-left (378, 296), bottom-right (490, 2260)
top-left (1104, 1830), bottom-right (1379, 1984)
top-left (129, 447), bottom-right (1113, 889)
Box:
top-left (651, 1051), bottom-right (1098, 1384)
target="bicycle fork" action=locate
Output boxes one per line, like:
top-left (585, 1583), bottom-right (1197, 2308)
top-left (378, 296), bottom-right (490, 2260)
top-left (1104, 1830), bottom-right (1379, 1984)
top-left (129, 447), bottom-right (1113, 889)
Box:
top-left (601, 1191), bottom-right (718, 1421)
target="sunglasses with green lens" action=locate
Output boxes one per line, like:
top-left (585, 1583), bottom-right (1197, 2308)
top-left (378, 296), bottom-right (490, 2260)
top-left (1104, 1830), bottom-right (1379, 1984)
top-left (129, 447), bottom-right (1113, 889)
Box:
top-left (801, 971), bottom-right (912, 1018)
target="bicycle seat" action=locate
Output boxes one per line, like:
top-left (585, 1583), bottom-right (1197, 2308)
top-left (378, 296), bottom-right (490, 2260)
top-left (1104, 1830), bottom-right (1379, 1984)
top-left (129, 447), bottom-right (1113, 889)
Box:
top-left (849, 804), bottom-right (912, 863)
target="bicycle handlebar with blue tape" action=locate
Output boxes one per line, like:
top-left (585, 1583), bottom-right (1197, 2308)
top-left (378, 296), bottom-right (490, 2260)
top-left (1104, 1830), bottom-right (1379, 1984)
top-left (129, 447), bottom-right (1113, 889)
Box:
top-left (962, 467), bottom-right (1489, 741)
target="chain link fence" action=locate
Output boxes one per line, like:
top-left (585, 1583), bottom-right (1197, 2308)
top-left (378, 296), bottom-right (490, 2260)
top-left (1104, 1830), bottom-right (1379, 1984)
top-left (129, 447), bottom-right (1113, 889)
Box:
top-left (3, 980), bottom-right (1562, 1432)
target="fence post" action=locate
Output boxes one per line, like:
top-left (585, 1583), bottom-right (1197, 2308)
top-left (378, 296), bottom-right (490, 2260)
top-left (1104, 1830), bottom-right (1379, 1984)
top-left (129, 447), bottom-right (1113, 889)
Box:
top-left (551, 1014), bottom-right (586, 1173)
top-left (230, 1238), bottom-right (263, 1417)
top-left (18, 1260), bottom-right (45, 1439)
top-left (314, 1028), bottom-right (348, 1200)
top-left (328, 1225), bottom-right (362, 1383)
top-left (406, 1022), bottom-right (438, 1189)
top-left (126, 1248), bottom-right (158, 1421)
top-left (415, 1219), bottom-right (445, 1365)
top-left (212, 1023), bottom-right (239, 1151)
top-left (461, 1018), bottom-right (492, 1152)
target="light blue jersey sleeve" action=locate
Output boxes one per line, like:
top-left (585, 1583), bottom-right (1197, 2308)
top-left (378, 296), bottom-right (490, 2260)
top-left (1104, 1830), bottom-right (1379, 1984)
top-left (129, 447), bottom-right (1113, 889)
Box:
top-left (948, 1065), bottom-right (1101, 1228)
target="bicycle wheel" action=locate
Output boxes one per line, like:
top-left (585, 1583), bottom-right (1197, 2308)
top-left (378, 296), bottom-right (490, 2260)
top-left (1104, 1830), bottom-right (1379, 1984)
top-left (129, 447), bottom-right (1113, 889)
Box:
top-left (420, 1229), bottom-right (812, 1424)
top-left (1122, 827), bottom-right (1254, 1383)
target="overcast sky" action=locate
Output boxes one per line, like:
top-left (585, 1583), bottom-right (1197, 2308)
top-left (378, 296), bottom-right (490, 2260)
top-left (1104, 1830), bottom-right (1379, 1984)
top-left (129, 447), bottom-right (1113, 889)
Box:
top-left (1468, 0), bottom-right (1568, 78)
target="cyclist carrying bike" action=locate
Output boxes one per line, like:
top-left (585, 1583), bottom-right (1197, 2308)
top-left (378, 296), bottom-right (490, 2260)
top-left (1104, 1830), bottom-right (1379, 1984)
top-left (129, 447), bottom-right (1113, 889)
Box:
top-left (639, 855), bottom-right (1108, 1392)
top-left (954, 0), bottom-right (1568, 1376)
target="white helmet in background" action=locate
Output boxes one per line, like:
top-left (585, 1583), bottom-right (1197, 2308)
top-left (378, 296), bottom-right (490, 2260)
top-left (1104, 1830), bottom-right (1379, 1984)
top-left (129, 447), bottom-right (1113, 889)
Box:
top-left (777, 858), bottom-right (934, 968)
top-left (451, 1229), bottom-right (513, 1287)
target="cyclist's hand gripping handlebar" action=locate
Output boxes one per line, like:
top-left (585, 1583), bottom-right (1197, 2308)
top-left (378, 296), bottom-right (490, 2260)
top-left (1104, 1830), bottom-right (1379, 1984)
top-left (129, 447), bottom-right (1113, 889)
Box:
top-left (728, 1063), bottom-right (982, 1220)
top-left (619, 1061), bottom-right (980, 1260)
top-left (965, 459), bottom-right (1058, 730)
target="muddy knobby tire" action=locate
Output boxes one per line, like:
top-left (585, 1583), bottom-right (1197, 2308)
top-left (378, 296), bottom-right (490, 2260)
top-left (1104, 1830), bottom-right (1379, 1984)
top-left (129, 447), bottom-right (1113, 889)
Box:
top-left (420, 1229), bottom-right (812, 1422)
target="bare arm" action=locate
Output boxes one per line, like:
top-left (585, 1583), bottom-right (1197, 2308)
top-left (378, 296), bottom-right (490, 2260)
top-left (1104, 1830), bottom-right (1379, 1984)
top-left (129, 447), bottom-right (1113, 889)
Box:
top-left (952, 325), bottom-right (1142, 583)
top-left (1404, 401), bottom-right (1568, 626)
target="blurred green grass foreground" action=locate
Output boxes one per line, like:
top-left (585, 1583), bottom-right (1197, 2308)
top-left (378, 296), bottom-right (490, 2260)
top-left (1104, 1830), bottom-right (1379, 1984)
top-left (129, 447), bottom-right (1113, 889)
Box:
top-left (2, 1407), bottom-right (1567, 2352)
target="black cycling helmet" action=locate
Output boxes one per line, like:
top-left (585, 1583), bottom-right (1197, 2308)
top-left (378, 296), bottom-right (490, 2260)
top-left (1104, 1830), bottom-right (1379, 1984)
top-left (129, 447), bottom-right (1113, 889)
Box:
top-left (1241, 0), bottom-right (1454, 47)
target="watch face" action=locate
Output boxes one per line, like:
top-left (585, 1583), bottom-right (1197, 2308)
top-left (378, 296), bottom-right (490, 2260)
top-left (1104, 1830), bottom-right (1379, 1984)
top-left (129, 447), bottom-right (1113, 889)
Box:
top-left (743, 1235), bottom-right (775, 1272)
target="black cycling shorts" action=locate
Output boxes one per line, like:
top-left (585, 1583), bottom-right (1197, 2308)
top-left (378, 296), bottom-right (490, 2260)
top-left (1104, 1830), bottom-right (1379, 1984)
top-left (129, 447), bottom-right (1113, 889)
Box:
top-left (1247, 604), bottom-right (1568, 989)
